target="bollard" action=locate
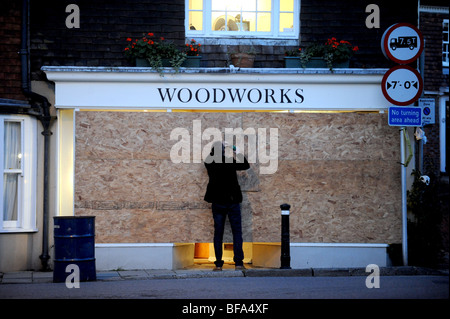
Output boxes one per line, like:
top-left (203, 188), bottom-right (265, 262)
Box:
top-left (280, 203), bottom-right (291, 269)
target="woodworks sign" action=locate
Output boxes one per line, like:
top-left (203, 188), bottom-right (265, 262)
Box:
top-left (157, 87), bottom-right (305, 106)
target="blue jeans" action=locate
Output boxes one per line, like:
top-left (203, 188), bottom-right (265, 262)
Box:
top-left (212, 203), bottom-right (244, 267)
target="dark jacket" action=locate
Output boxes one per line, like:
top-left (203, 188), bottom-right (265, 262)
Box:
top-left (204, 149), bottom-right (250, 204)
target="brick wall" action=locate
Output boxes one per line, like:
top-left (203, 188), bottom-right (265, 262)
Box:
top-left (300, 0), bottom-right (417, 68)
top-left (28, 0), bottom-right (419, 78)
top-left (422, 97), bottom-right (441, 175)
top-left (30, 0), bottom-right (185, 80)
top-left (420, 11), bottom-right (449, 92)
top-left (419, 10), bottom-right (449, 176)
top-left (0, 0), bottom-right (26, 101)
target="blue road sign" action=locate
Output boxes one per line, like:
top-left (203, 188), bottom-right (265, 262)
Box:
top-left (388, 106), bottom-right (422, 126)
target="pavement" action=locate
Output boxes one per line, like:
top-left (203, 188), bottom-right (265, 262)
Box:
top-left (1, 263), bottom-right (448, 284)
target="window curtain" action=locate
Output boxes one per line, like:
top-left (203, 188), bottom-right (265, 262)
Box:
top-left (3, 122), bottom-right (21, 221)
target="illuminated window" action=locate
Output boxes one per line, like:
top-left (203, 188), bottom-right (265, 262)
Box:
top-left (186, 0), bottom-right (299, 39)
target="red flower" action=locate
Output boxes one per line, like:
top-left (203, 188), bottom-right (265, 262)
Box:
top-left (148, 33), bottom-right (154, 36)
top-left (126, 38), bottom-right (132, 42)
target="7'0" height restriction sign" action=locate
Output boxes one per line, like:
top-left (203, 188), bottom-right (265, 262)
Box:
top-left (381, 65), bottom-right (423, 106)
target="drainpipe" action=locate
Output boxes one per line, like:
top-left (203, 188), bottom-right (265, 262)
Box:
top-left (20, 0), bottom-right (54, 271)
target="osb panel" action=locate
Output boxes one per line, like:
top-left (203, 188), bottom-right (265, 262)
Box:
top-left (76, 111), bottom-right (242, 160)
top-left (75, 159), bottom-right (206, 202)
top-left (75, 111), bottom-right (402, 244)
top-left (242, 112), bottom-right (399, 161)
top-left (249, 159), bottom-right (401, 243)
top-left (76, 208), bottom-right (213, 243)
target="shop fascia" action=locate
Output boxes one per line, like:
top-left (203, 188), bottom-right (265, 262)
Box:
top-left (42, 67), bottom-right (390, 111)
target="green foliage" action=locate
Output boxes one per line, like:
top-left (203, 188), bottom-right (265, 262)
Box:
top-left (124, 33), bottom-right (186, 75)
top-left (407, 170), bottom-right (443, 267)
top-left (298, 38), bottom-right (359, 70)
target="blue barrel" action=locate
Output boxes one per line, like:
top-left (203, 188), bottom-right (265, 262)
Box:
top-left (53, 216), bottom-right (96, 283)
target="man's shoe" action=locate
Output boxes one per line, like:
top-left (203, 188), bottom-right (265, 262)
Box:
top-left (213, 266), bottom-right (222, 271)
top-left (235, 265), bottom-right (246, 271)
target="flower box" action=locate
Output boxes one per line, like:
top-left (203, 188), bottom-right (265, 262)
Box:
top-left (289, 37), bottom-right (358, 70)
top-left (304, 57), bottom-right (328, 68)
top-left (135, 58), bottom-right (149, 67)
top-left (135, 58), bottom-right (172, 68)
top-left (125, 33), bottom-right (186, 74)
top-left (182, 56), bottom-right (202, 67)
top-left (284, 56), bottom-right (302, 68)
top-left (333, 60), bottom-right (350, 68)
top-left (303, 58), bottom-right (350, 69)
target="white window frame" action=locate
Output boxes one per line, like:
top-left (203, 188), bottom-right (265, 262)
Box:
top-left (443, 19), bottom-right (449, 68)
top-left (186, 0), bottom-right (300, 41)
top-left (0, 115), bottom-right (38, 233)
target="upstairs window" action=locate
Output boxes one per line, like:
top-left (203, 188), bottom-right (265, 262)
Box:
top-left (443, 19), bottom-right (449, 67)
top-left (186, 0), bottom-right (299, 39)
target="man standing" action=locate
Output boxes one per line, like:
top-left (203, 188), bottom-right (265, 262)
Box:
top-left (204, 141), bottom-right (250, 271)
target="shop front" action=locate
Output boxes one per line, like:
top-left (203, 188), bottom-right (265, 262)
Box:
top-left (43, 66), bottom-right (401, 270)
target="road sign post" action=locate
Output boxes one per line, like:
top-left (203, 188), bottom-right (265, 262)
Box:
top-left (381, 23), bottom-right (424, 267)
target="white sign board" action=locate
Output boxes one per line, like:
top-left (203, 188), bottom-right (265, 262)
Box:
top-left (43, 67), bottom-right (391, 111)
top-left (381, 65), bottom-right (423, 106)
top-left (419, 98), bottom-right (436, 125)
top-left (381, 23), bottom-right (424, 64)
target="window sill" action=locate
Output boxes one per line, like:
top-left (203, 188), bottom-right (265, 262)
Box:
top-left (0, 228), bottom-right (38, 234)
top-left (42, 66), bottom-right (390, 75)
top-left (187, 36), bottom-right (299, 46)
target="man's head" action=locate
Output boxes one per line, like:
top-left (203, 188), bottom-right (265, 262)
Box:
top-left (210, 140), bottom-right (225, 156)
